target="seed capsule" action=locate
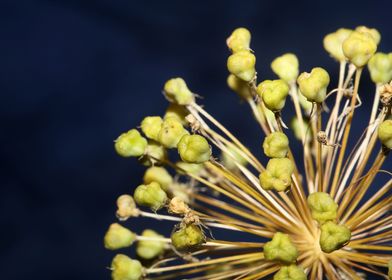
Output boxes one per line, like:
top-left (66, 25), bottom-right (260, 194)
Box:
top-left (264, 232), bottom-right (299, 264)
top-left (227, 74), bottom-right (252, 100)
top-left (133, 182), bottom-right (167, 211)
top-left (136, 229), bottom-right (166, 260)
top-left (143, 166), bottom-right (172, 192)
top-left (273, 265), bottom-right (306, 280)
top-left (323, 28), bottom-right (353, 61)
top-left (140, 116), bottom-right (163, 142)
top-left (259, 158), bottom-right (294, 192)
top-left (257, 79), bottom-right (290, 111)
top-left (271, 53), bottom-right (299, 83)
top-left (378, 119), bottom-right (392, 149)
top-left (226, 27), bottom-right (251, 53)
top-left (158, 117), bottom-right (189, 149)
top-left (355, 25), bottom-right (381, 45)
top-left (227, 50), bottom-right (256, 82)
top-left (263, 132), bottom-right (289, 158)
top-left (139, 141), bottom-right (167, 166)
top-left (116, 195), bottom-right (139, 221)
top-left (114, 129), bottom-right (147, 157)
top-left (307, 192), bottom-right (338, 224)
top-left (320, 221), bottom-right (351, 253)
top-left (343, 31), bottom-right (377, 68)
top-left (177, 134), bottom-right (211, 164)
top-left (368, 53), bottom-right (392, 84)
top-left (171, 224), bottom-right (205, 250)
top-left (297, 67), bottom-right (330, 103)
top-left (164, 103), bottom-right (188, 125)
top-left (111, 254), bottom-right (143, 280)
top-left (104, 223), bottom-right (136, 250)
top-left (164, 77), bottom-right (194, 105)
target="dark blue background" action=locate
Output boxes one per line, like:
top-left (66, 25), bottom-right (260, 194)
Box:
top-left (1, 0), bottom-right (391, 279)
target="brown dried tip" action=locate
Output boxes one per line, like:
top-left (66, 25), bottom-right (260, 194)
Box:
top-left (169, 197), bottom-right (190, 215)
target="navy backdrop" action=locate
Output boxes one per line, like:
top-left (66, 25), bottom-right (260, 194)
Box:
top-left (1, 0), bottom-right (391, 279)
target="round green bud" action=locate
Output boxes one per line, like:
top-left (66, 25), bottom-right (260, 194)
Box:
top-left (259, 158), bottom-right (294, 192)
top-left (164, 103), bottom-right (188, 125)
top-left (177, 134), bottom-right (211, 164)
top-left (164, 77), bottom-right (194, 105)
top-left (136, 229), bottom-right (166, 260)
top-left (320, 221), bottom-right (351, 253)
top-left (222, 145), bottom-right (247, 170)
top-left (307, 192), bottom-right (338, 224)
top-left (368, 52), bottom-right (392, 84)
top-left (273, 265), bottom-right (306, 280)
top-left (111, 254), bottom-right (143, 280)
top-left (257, 80), bottom-right (289, 111)
top-left (176, 161), bottom-right (204, 175)
top-left (171, 224), bottom-right (205, 251)
top-left (227, 74), bottom-right (252, 100)
top-left (140, 116), bottom-right (163, 142)
top-left (378, 120), bottom-right (392, 149)
top-left (133, 182), bottom-right (167, 211)
top-left (104, 223), bottom-right (136, 250)
top-left (158, 117), bottom-right (189, 149)
top-left (343, 31), bottom-right (377, 68)
top-left (271, 53), bottom-right (299, 83)
top-left (139, 141), bottom-right (167, 166)
top-left (297, 67), bottom-right (330, 103)
top-left (227, 50), bottom-right (256, 82)
top-left (264, 232), bottom-right (298, 264)
top-left (226, 27), bottom-right (251, 53)
top-left (323, 28), bottom-right (353, 61)
top-left (263, 132), bottom-right (289, 158)
top-left (114, 129), bottom-right (147, 157)
top-left (355, 25), bottom-right (381, 45)
top-left (388, 259), bottom-right (392, 280)
top-left (143, 166), bottom-right (173, 192)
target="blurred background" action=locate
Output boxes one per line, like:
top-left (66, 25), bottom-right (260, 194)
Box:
top-left (1, 0), bottom-right (391, 279)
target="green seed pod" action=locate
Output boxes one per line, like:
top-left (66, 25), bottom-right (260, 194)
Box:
top-left (176, 161), bottom-right (204, 175)
top-left (164, 103), bottom-right (189, 125)
top-left (221, 145), bottom-right (247, 170)
top-left (177, 134), bottom-right (211, 164)
top-left (264, 232), bottom-right (298, 264)
top-left (114, 129), bottom-right (147, 157)
top-left (226, 27), bottom-right (251, 53)
top-left (139, 141), bottom-right (167, 166)
top-left (388, 259), bottom-right (392, 280)
top-left (355, 25), bottom-right (381, 45)
top-left (227, 50), bottom-right (256, 82)
top-left (133, 182), bottom-right (167, 211)
top-left (227, 74), bottom-right (252, 100)
top-left (320, 221), bottom-right (351, 253)
top-left (111, 254), bottom-right (143, 280)
top-left (368, 52), bottom-right (392, 84)
top-left (342, 31), bottom-right (377, 68)
top-left (307, 192), bottom-right (338, 224)
top-left (263, 132), bottom-right (289, 158)
top-left (136, 229), bottom-right (166, 260)
top-left (271, 53), bottom-right (299, 83)
top-left (273, 265), bottom-right (306, 280)
top-left (104, 223), bottom-right (136, 250)
top-left (257, 79), bottom-right (289, 112)
top-left (164, 77), bottom-right (195, 105)
top-left (378, 120), bottom-right (392, 149)
top-left (259, 158), bottom-right (294, 192)
top-left (116, 195), bottom-right (139, 221)
top-left (140, 116), bottom-right (163, 142)
top-left (323, 28), bottom-right (353, 61)
top-left (158, 117), bottom-right (189, 148)
top-left (171, 224), bottom-right (205, 251)
top-left (143, 166), bottom-right (173, 192)
top-left (298, 90), bottom-right (313, 114)
top-left (297, 67), bottom-right (330, 103)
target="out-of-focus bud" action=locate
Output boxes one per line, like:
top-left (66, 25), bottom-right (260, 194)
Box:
top-left (368, 53), bottom-right (392, 84)
top-left (158, 117), bottom-right (189, 148)
top-left (141, 116), bottom-right (163, 142)
top-left (164, 78), bottom-right (195, 105)
top-left (343, 31), bottom-right (377, 68)
top-left (297, 67), bottom-right (330, 103)
top-left (320, 221), bottom-right (351, 253)
top-left (259, 158), bottom-right (294, 192)
top-left (111, 254), bottom-right (143, 280)
top-left (171, 224), bottom-right (205, 251)
top-left (307, 192), bottom-right (338, 224)
top-left (227, 74), bottom-right (252, 100)
top-left (221, 145), bottom-right (247, 170)
top-left (226, 27), bottom-right (251, 53)
top-left (176, 161), bottom-right (204, 176)
top-left (133, 182), bottom-right (167, 211)
top-left (271, 53), bottom-right (299, 83)
top-left (323, 28), bottom-right (353, 61)
top-left (257, 80), bottom-right (289, 111)
top-left (139, 141), bottom-right (167, 166)
top-left (273, 265), bottom-right (306, 280)
top-left (136, 229), bottom-right (166, 260)
top-left (378, 119), bottom-right (392, 149)
top-left (143, 166), bottom-right (172, 192)
top-left (290, 117), bottom-right (310, 141)
top-left (114, 129), bottom-right (147, 157)
top-left (263, 132), bottom-right (289, 158)
top-left (104, 223), bottom-right (136, 250)
top-left (227, 50), bottom-right (256, 82)
top-left (164, 103), bottom-right (189, 125)
top-left (264, 232), bottom-right (298, 264)
top-left (177, 134), bottom-right (211, 164)
top-left (116, 195), bottom-right (139, 221)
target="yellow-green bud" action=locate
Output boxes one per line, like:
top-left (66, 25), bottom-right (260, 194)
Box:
top-left (176, 161), bottom-right (204, 175)
top-left (323, 28), bottom-right (353, 61)
top-left (133, 182), bottom-right (167, 211)
top-left (114, 129), bottom-right (147, 157)
top-left (355, 26), bottom-right (381, 45)
top-left (143, 166), bottom-right (172, 192)
top-left (116, 195), bottom-right (139, 221)
top-left (227, 74), bottom-right (252, 100)
top-left (259, 158), bottom-right (294, 192)
top-left (139, 141), bottom-right (167, 166)
top-left (290, 117), bottom-right (311, 141)
top-left (264, 232), bottom-right (298, 264)
top-left (104, 223), bottom-right (136, 250)
top-left (257, 80), bottom-right (289, 111)
top-left (222, 145), bottom-right (247, 170)
top-left (171, 224), bottom-right (205, 250)
top-left (298, 90), bottom-right (313, 114)
top-left (378, 120), bottom-right (392, 149)
top-left (170, 182), bottom-right (191, 203)
top-left (271, 53), bottom-right (299, 83)
top-left (388, 259), bottom-right (392, 279)
top-left (227, 50), bottom-right (256, 82)
top-left (320, 221), bottom-right (351, 253)
top-left (226, 27), bottom-right (251, 53)
top-left (273, 265), bottom-right (306, 280)
top-left (140, 116), bottom-right (163, 142)
top-left (178, 134), bottom-right (211, 164)
top-left (342, 31), bottom-right (377, 68)
top-left (307, 192), bottom-right (338, 224)
top-left (297, 67), bottom-right (330, 103)
top-left (136, 229), bottom-right (166, 260)
top-left (158, 117), bottom-right (189, 148)
top-left (368, 52), bottom-right (392, 84)
top-left (164, 77), bottom-right (194, 105)
top-left (164, 103), bottom-right (188, 125)
top-left (111, 254), bottom-right (143, 280)
top-left (263, 132), bottom-right (289, 158)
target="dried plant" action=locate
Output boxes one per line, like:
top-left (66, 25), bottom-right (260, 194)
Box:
top-left (104, 26), bottom-right (392, 280)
